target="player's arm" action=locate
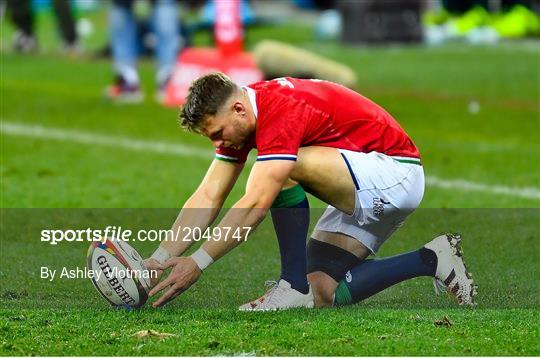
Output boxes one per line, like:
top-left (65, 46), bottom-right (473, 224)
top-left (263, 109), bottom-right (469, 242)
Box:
top-left (201, 159), bottom-right (294, 260)
top-left (150, 159), bottom-right (295, 307)
top-left (145, 159), bottom-right (244, 272)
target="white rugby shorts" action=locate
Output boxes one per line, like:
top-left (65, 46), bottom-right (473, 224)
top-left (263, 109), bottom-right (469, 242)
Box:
top-left (314, 150), bottom-right (425, 253)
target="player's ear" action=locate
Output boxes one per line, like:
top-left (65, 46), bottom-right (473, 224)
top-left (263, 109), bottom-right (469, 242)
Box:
top-left (233, 102), bottom-right (245, 115)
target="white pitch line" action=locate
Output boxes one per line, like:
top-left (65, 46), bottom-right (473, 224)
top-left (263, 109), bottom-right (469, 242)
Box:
top-left (425, 176), bottom-right (539, 200)
top-left (2, 121), bottom-right (539, 200)
top-left (1, 121), bottom-right (211, 159)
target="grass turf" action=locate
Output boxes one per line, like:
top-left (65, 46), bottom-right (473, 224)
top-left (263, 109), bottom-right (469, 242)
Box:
top-left (1, 208), bottom-right (539, 355)
top-left (1, 8), bottom-right (539, 356)
top-left (2, 308), bottom-right (538, 356)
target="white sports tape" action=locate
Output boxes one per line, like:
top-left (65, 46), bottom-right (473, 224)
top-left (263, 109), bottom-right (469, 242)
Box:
top-left (191, 248), bottom-right (214, 271)
top-left (150, 246), bottom-right (172, 264)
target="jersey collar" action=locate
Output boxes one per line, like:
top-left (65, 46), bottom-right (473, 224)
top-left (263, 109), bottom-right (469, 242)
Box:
top-left (243, 86), bottom-right (258, 120)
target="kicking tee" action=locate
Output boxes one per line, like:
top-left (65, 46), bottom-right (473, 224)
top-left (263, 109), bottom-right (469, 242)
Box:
top-left (215, 77), bottom-right (420, 164)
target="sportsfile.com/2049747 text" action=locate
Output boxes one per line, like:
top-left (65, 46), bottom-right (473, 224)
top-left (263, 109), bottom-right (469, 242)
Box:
top-left (40, 226), bottom-right (253, 245)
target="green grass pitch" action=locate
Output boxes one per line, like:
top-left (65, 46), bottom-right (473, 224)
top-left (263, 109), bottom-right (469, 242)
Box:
top-left (1, 10), bottom-right (539, 356)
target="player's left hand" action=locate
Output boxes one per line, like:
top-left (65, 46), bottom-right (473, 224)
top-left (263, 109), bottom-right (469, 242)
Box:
top-left (149, 256), bottom-right (202, 308)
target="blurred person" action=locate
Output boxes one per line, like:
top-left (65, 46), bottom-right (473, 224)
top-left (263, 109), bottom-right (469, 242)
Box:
top-left (7, 0), bottom-right (37, 53)
top-left (52, 0), bottom-right (80, 54)
top-left (6, 0), bottom-right (79, 54)
top-left (106, 0), bottom-right (182, 103)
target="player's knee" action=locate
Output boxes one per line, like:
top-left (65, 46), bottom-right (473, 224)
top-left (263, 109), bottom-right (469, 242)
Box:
top-left (307, 237), bottom-right (364, 307)
top-left (308, 272), bottom-right (336, 307)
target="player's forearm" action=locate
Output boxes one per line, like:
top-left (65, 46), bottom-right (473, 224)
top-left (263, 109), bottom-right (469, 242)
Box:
top-left (198, 195), bottom-right (269, 263)
top-left (153, 189), bottom-right (224, 260)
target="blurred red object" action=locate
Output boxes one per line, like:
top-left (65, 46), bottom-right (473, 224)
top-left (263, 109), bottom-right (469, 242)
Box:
top-left (163, 0), bottom-right (262, 107)
top-left (215, 0), bottom-right (243, 55)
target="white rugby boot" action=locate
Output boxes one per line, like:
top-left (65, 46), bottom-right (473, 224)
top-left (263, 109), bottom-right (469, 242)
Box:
top-left (424, 233), bottom-right (478, 306)
top-left (239, 279), bottom-right (314, 311)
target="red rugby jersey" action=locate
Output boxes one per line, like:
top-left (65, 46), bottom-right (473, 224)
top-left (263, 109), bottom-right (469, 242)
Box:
top-left (215, 77), bottom-right (420, 163)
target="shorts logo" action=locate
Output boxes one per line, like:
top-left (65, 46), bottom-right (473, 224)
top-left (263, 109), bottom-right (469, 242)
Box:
top-left (373, 198), bottom-right (390, 217)
top-left (345, 271), bottom-right (352, 283)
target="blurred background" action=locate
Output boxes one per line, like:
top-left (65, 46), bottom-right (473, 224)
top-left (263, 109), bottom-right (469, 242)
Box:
top-left (1, 0), bottom-right (539, 209)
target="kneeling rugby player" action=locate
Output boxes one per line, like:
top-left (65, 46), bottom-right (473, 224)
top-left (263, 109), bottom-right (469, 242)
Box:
top-left (144, 74), bottom-right (477, 310)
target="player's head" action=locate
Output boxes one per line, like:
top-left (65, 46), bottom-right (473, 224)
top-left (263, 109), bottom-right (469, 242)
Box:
top-left (180, 72), bottom-right (255, 149)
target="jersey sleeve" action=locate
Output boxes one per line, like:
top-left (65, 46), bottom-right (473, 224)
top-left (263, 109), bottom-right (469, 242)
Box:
top-left (255, 94), bottom-right (310, 162)
top-left (215, 144), bottom-right (251, 164)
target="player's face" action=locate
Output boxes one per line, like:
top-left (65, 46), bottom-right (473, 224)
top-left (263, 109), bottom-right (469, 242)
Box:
top-left (202, 102), bottom-right (253, 150)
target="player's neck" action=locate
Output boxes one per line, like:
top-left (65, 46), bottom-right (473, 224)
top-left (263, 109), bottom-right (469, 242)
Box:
top-left (242, 88), bottom-right (257, 129)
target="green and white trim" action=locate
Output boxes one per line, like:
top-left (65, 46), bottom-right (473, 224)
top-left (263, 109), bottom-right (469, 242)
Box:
top-left (215, 153), bottom-right (239, 163)
top-left (391, 156), bottom-right (422, 166)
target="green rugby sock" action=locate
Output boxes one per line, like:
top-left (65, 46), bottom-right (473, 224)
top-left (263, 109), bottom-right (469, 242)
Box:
top-left (272, 184), bottom-right (307, 208)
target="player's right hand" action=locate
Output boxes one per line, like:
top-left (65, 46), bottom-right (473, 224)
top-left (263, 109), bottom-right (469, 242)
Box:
top-left (143, 258), bottom-right (164, 289)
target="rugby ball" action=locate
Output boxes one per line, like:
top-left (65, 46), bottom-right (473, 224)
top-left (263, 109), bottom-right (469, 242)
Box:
top-left (86, 238), bottom-right (151, 309)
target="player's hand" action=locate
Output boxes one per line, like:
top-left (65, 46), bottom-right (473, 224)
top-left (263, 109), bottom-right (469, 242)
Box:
top-left (142, 258), bottom-right (164, 289)
top-left (149, 257), bottom-right (202, 308)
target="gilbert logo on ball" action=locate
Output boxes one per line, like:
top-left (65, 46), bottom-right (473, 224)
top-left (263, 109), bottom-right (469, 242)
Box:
top-left (86, 238), bottom-right (151, 309)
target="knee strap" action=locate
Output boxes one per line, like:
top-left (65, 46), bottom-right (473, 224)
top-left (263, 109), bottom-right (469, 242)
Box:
top-left (307, 238), bottom-right (361, 282)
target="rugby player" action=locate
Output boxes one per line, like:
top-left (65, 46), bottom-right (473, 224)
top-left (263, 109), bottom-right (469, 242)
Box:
top-left (144, 73), bottom-right (477, 310)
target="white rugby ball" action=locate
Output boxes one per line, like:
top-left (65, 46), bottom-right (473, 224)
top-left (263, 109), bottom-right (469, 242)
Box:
top-left (87, 238), bottom-right (151, 309)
